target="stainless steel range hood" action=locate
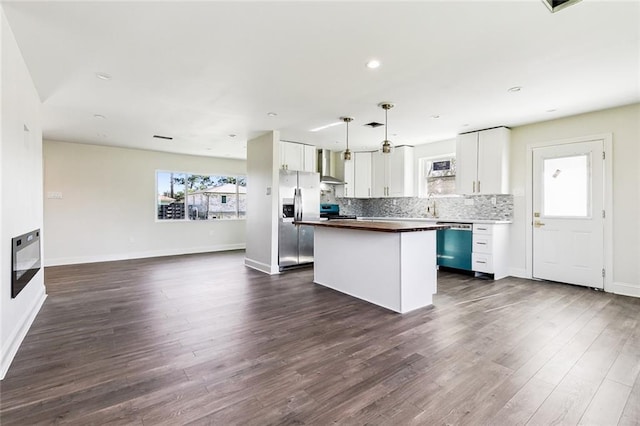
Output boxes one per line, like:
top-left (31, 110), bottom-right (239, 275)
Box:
top-left (317, 149), bottom-right (344, 185)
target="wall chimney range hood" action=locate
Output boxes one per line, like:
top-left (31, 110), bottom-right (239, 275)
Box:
top-left (317, 149), bottom-right (344, 185)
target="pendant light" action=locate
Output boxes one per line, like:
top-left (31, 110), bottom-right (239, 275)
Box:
top-left (379, 102), bottom-right (395, 154)
top-left (341, 116), bottom-right (354, 161)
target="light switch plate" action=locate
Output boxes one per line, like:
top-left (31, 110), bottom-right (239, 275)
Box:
top-left (464, 198), bottom-right (474, 206)
top-left (47, 191), bottom-right (63, 199)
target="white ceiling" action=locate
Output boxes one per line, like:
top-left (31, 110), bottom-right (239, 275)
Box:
top-left (3, 1), bottom-right (639, 160)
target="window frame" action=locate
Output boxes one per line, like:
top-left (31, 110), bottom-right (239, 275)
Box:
top-left (155, 169), bottom-right (247, 222)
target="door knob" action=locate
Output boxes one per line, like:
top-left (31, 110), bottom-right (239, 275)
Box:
top-left (534, 220), bottom-right (545, 228)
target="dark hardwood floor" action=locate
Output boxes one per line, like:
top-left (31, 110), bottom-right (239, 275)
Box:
top-left (1, 250), bottom-right (639, 425)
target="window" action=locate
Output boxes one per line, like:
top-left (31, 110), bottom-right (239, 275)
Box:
top-left (542, 154), bottom-right (590, 217)
top-left (419, 156), bottom-right (457, 197)
top-left (157, 171), bottom-right (246, 220)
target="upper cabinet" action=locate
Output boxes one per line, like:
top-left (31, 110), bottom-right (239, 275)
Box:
top-left (303, 145), bottom-right (317, 173)
top-left (353, 152), bottom-right (372, 198)
top-left (336, 153), bottom-right (356, 198)
top-left (455, 127), bottom-right (510, 195)
top-left (279, 141), bottom-right (316, 172)
top-left (372, 146), bottom-right (414, 197)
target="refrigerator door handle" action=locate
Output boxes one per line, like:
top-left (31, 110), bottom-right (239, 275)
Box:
top-left (298, 188), bottom-right (303, 220)
top-left (293, 188), bottom-right (301, 221)
top-left (293, 188), bottom-right (298, 221)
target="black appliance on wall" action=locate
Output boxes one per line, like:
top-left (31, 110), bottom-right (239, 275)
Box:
top-left (11, 229), bottom-right (41, 298)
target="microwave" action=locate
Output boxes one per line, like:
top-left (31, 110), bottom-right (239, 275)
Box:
top-left (427, 158), bottom-right (456, 178)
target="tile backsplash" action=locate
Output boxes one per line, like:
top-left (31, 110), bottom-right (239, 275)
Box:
top-left (335, 194), bottom-right (513, 221)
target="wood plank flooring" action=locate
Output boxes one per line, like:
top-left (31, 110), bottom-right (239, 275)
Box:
top-left (1, 250), bottom-right (639, 425)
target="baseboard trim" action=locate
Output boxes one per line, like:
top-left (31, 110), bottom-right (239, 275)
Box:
top-left (244, 258), bottom-right (279, 275)
top-left (611, 281), bottom-right (640, 298)
top-left (1, 288), bottom-right (47, 380)
top-left (508, 268), bottom-right (529, 279)
top-left (44, 243), bottom-right (246, 267)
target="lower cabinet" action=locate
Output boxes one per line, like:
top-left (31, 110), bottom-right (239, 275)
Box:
top-left (471, 223), bottom-right (509, 280)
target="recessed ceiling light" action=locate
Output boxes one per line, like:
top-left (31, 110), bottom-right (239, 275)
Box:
top-left (153, 134), bottom-right (173, 140)
top-left (546, 108), bottom-right (557, 113)
top-left (431, 115), bottom-right (440, 119)
top-left (310, 121), bottom-right (342, 132)
top-left (95, 72), bottom-right (112, 81)
top-left (267, 112), bottom-right (278, 117)
top-left (93, 114), bottom-right (106, 119)
top-left (229, 134), bottom-right (237, 138)
top-left (462, 124), bottom-right (470, 127)
top-left (508, 86), bottom-right (522, 92)
top-left (366, 59), bottom-right (381, 69)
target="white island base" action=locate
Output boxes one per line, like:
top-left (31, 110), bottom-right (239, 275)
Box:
top-left (312, 226), bottom-right (438, 314)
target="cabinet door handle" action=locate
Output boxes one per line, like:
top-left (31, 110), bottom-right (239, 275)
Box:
top-left (477, 261), bottom-right (487, 264)
top-left (478, 181), bottom-right (481, 193)
top-left (472, 181), bottom-right (475, 193)
top-left (477, 242), bottom-right (487, 245)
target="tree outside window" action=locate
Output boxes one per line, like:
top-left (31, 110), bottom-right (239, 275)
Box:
top-left (157, 172), bottom-right (246, 220)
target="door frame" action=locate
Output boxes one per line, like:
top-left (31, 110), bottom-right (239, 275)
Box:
top-left (525, 133), bottom-right (613, 291)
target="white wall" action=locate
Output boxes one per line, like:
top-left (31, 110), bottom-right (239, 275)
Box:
top-left (244, 131), bottom-right (280, 274)
top-left (1, 7), bottom-right (46, 379)
top-left (509, 103), bottom-right (640, 295)
top-left (43, 140), bottom-right (246, 265)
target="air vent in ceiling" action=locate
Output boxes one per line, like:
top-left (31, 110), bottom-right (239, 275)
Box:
top-left (542, 0), bottom-right (582, 13)
top-left (364, 122), bottom-right (384, 128)
top-left (153, 135), bottom-right (173, 140)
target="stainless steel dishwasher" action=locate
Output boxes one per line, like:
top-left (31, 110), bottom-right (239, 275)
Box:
top-left (436, 223), bottom-right (473, 271)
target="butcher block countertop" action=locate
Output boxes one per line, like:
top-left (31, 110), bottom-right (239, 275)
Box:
top-left (295, 220), bottom-right (450, 233)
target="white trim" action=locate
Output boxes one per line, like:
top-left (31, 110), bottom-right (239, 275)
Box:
top-left (1, 288), bottom-right (47, 380)
top-left (525, 133), bottom-right (613, 292)
top-left (611, 282), bottom-right (640, 298)
top-left (508, 267), bottom-right (529, 279)
top-left (244, 257), bottom-right (280, 275)
top-left (44, 244), bottom-right (245, 267)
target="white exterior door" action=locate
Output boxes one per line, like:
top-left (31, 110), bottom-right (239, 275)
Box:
top-left (532, 140), bottom-right (604, 288)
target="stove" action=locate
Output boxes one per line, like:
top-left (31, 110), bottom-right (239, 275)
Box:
top-left (319, 203), bottom-right (357, 220)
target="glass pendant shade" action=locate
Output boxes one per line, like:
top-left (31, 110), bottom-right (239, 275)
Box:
top-left (341, 116), bottom-right (354, 161)
top-left (379, 102), bottom-right (394, 154)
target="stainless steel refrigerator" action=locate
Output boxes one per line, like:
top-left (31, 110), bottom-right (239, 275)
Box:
top-left (279, 170), bottom-right (320, 270)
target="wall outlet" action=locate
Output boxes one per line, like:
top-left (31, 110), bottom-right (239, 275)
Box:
top-left (392, 199), bottom-right (397, 205)
top-left (491, 196), bottom-right (497, 205)
top-left (347, 199), bottom-right (351, 206)
top-left (47, 191), bottom-right (63, 199)
top-left (464, 198), bottom-right (474, 206)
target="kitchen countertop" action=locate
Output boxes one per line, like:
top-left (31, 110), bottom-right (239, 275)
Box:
top-left (360, 217), bottom-right (512, 224)
top-left (295, 220), bottom-right (450, 233)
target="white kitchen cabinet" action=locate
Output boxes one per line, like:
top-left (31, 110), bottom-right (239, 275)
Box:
top-left (336, 154), bottom-right (355, 198)
top-left (354, 152), bottom-right (372, 198)
top-left (471, 223), bottom-right (509, 279)
top-left (456, 127), bottom-right (510, 195)
top-left (303, 145), bottom-right (317, 173)
top-left (280, 141), bottom-right (316, 172)
top-left (371, 146), bottom-right (414, 197)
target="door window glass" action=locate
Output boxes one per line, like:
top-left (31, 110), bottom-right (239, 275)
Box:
top-left (542, 154), bottom-right (590, 217)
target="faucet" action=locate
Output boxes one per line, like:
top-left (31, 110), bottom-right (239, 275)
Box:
top-left (426, 193), bottom-right (438, 218)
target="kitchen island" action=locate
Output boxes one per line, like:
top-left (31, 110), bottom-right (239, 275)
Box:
top-left (295, 220), bottom-right (449, 313)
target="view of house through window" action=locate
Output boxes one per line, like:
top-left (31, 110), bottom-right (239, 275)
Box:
top-left (156, 171), bottom-right (247, 220)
